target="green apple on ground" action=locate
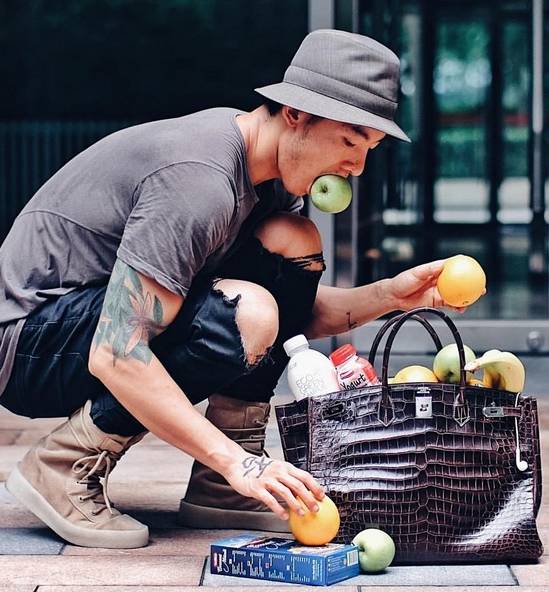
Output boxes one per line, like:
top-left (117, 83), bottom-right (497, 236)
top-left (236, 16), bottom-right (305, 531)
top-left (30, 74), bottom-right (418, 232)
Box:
top-left (433, 343), bottom-right (476, 384)
top-left (352, 528), bottom-right (396, 572)
top-left (310, 175), bottom-right (352, 213)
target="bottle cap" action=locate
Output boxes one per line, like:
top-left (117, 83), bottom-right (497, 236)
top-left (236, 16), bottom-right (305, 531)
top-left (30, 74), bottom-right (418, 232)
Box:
top-left (330, 344), bottom-right (357, 367)
top-left (283, 334), bottom-right (309, 357)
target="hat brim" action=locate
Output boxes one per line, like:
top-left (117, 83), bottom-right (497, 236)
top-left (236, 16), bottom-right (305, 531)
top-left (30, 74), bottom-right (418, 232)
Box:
top-left (255, 82), bottom-right (411, 143)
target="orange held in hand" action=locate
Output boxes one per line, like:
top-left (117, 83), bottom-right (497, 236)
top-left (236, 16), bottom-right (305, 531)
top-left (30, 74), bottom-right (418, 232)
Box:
top-left (288, 495), bottom-right (340, 546)
top-left (437, 254), bottom-right (486, 307)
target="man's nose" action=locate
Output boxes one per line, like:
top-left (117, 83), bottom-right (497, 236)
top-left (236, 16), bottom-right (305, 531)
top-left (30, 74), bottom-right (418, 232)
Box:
top-left (347, 149), bottom-right (368, 176)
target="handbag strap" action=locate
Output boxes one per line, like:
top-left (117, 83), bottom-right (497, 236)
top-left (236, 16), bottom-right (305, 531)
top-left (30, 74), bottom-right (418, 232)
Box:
top-left (368, 313), bottom-right (443, 366)
top-left (378, 307), bottom-right (470, 427)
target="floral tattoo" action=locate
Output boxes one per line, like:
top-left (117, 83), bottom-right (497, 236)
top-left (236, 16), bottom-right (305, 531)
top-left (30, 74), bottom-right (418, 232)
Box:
top-left (93, 259), bottom-right (165, 366)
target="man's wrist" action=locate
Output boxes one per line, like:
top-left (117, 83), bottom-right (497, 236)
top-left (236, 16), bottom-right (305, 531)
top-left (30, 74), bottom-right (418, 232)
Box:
top-left (376, 278), bottom-right (400, 312)
top-left (207, 442), bottom-right (248, 477)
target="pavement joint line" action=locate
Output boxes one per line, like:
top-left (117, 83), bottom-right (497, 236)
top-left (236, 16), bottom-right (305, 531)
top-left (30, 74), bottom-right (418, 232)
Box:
top-left (199, 555), bottom-right (208, 586)
top-left (508, 564), bottom-right (521, 585)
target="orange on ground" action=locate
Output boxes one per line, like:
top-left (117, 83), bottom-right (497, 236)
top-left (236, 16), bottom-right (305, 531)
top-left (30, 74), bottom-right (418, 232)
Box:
top-left (288, 495), bottom-right (340, 546)
top-left (437, 254), bottom-right (486, 307)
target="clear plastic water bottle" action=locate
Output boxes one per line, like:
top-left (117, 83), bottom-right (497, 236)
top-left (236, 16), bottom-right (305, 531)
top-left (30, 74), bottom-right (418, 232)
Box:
top-left (283, 334), bottom-right (340, 401)
top-left (330, 344), bottom-right (380, 390)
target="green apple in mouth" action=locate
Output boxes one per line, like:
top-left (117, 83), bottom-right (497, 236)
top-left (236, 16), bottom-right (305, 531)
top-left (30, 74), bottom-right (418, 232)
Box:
top-left (310, 175), bottom-right (352, 213)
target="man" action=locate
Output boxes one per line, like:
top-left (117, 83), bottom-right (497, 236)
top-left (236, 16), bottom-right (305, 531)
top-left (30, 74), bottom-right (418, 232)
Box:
top-left (0, 30), bottom-right (461, 549)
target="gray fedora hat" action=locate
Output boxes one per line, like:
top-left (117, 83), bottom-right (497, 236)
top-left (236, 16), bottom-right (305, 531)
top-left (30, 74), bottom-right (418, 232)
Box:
top-left (255, 29), bottom-right (410, 142)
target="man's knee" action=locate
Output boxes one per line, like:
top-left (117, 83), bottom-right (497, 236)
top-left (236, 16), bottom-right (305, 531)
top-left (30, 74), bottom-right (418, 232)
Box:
top-left (253, 213), bottom-right (324, 271)
top-left (213, 279), bottom-right (279, 367)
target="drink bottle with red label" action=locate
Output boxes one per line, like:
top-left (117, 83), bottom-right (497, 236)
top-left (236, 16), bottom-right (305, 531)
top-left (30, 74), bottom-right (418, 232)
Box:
top-left (330, 344), bottom-right (380, 390)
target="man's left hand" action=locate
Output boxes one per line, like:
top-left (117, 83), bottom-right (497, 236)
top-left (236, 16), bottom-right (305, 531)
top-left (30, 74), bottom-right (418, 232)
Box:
top-left (384, 259), bottom-right (479, 313)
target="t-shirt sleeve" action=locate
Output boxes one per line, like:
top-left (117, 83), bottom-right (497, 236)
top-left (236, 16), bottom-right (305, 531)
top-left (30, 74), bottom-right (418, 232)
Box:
top-left (117, 162), bottom-right (235, 296)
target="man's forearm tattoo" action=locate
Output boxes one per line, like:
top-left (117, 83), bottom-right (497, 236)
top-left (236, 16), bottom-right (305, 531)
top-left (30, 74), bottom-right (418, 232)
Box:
top-left (93, 260), bottom-right (165, 366)
top-left (347, 311), bottom-right (358, 331)
top-left (242, 455), bottom-right (273, 478)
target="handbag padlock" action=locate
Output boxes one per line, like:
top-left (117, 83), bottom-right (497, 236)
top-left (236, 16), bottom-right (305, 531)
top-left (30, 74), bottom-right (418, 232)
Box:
top-left (415, 386), bottom-right (432, 418)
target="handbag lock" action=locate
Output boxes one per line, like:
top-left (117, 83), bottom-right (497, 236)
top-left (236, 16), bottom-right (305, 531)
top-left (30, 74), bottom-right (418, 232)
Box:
top-left (482, 403), bottom-right (523, 419)
top-left (483, 406), bottom-right (505, 417)
top-left (483, 397), bottom-right (528, 472)
top-left (416, 395), bottom-right (433, 418)
top-left (321, 401), bottom-right (347, 420)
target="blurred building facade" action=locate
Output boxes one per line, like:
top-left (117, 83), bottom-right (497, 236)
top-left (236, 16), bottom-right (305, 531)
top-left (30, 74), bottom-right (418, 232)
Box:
top-left (313, 0), bottom-right (548, 354)
top-left (0, 0), bottom-right (308, 237)
top-left (1, 0), bottom-right (548, 352)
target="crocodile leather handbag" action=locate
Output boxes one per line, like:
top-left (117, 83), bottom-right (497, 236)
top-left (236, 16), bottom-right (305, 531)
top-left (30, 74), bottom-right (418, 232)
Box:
top-left (275, 307), bottom-right (543, 564)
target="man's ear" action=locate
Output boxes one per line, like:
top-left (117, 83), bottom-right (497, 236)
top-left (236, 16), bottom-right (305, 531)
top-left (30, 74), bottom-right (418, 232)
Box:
top-left (281, 106), bottom-right (310, 128)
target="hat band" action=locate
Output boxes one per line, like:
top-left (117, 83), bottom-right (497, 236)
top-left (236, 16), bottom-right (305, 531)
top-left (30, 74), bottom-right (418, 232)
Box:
top-left (284, 65), bottom-right (397, 120)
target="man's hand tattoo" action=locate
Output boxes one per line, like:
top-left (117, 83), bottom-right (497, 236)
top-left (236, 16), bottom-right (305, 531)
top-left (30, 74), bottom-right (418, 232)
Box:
top-left (242, 455), bottom-right (273, 478)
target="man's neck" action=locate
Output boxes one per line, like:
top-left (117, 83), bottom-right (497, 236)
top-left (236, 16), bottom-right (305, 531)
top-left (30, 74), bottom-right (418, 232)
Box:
top-left (235, 106), bottom-right (281, 187)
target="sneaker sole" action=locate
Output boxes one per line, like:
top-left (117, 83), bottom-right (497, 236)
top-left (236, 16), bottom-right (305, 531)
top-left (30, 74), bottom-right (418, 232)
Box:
top-left (6, 465), bottom-right (149, 548)
top-left (178, 498), bottom-right (291, 533)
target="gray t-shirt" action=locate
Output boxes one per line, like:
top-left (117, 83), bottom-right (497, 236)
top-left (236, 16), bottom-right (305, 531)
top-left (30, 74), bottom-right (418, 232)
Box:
top-left (0, 107), bottom-right (302, 396)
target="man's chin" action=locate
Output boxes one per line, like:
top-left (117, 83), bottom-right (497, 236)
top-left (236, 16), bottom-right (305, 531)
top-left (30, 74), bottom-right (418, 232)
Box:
top-left (281, 179), bottom-right (308, 197)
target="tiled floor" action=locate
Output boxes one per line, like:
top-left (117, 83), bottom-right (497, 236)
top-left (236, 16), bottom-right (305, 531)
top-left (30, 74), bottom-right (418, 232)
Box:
top-left (1, 391), bottom-right (548, 591)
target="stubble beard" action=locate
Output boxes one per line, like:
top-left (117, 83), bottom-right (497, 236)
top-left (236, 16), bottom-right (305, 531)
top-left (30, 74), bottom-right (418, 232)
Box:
top-left (287, 132), bottom-right (311, 196)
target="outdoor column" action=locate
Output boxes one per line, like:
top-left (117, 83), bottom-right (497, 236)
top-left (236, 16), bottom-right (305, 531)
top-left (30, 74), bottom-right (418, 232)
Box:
top-left (308, 0), bottom-right (336, 288)
top-left (308, 0), bottom-right (336, 353)
top-left (529, 0), bottom-right (547, 278)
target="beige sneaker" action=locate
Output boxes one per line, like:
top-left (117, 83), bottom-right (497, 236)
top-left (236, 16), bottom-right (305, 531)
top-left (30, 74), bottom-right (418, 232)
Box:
top-left (6, 400), bottom-right (149, 548)
top-left (178, 394), bottom-right (290, 533)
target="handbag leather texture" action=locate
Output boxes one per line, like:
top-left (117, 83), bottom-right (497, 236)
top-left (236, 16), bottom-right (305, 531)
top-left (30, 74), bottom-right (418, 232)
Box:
top-left (275, 308), bottom-right (543, 564)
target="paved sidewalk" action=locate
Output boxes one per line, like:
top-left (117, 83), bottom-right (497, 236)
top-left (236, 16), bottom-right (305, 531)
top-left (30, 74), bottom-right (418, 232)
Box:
top-left (0, 393), bottom-right (547, 591)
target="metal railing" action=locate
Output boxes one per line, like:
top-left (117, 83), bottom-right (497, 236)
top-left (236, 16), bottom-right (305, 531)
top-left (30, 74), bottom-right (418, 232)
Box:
top-left (0, 120), bottom-right (130, 240)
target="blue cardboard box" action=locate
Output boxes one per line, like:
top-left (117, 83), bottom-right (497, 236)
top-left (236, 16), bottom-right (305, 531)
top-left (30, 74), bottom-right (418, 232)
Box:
top-left (210, 533), bottom-right (360, 586)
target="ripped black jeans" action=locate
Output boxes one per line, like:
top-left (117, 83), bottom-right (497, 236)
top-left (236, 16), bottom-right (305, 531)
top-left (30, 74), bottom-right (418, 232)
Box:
top-left (1, 236), bottom-right (324, 436)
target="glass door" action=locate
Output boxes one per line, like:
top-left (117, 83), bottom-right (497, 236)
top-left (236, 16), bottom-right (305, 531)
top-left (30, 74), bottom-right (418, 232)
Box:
top-left (332, 0), bottom-right (549, 354)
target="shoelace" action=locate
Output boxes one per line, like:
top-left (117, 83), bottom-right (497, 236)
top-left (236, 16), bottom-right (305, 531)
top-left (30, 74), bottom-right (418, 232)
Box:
top-left (72, 450), bottom-right (119, 515)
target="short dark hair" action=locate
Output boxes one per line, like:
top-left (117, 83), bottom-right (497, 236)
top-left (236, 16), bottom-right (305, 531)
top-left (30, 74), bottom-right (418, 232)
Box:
top-left (263, 99), bottom-right (321, 126)
top-left (263, 98), bottom-right (283, 116)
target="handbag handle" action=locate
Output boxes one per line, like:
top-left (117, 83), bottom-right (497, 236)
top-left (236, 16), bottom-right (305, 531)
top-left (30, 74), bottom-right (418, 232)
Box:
top-left (368, 313), bottom-right (443, 366)
top-left (377, 307), bottom-right (470, 427)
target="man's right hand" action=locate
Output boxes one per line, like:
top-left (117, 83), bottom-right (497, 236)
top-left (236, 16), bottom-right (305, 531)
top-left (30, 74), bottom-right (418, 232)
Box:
top-left (88, 259), bottom-right (324, 521)
top-left (223, 455), bottom-right (325, 520)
